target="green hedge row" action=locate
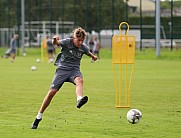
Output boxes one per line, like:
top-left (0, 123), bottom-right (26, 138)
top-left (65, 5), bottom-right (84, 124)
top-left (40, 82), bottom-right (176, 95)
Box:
top-left (128, 16), bottom-right (181, 39)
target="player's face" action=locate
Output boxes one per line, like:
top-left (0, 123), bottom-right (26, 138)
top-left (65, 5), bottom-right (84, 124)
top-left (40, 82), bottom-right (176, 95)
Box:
top-left (73, 36), bottom-right (84, 48)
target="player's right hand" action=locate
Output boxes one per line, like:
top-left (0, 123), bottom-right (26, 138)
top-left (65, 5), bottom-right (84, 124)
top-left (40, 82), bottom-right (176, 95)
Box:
top-left (52, 35), bottom-right (60, 45)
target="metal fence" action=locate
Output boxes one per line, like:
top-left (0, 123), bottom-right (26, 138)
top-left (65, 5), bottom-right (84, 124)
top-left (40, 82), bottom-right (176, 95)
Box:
top-left (0, 0), bottom-right (180, 49)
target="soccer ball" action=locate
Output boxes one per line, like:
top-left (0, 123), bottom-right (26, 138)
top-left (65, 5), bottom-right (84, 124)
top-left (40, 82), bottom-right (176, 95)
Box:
top-left (31, 66), bottom-right (37, 71)
top-left (23, 53), bottom-right (26, 56)
top-left (36, 58), bottom-right (40, 63)
top-left (126, 109), bottom-right (142, 124)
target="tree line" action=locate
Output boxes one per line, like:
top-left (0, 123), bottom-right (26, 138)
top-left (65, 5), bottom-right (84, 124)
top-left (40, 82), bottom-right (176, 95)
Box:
top-left (0, 0), bottom-right (126, 33)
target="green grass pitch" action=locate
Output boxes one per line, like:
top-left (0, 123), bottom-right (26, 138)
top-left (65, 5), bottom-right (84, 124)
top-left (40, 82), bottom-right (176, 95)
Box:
top-left (0, 48), bottom-right (181, 138)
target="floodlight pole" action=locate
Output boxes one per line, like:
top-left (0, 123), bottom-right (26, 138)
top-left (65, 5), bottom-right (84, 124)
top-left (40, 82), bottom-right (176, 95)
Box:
top-left (156, 0), bottom-right (160, 56)
top-left (170, 0), bottom-right (173, 51)
top-left (139, 0), bottom-right (142, 51)
top-left (21, 0), bottom-right (25, 54)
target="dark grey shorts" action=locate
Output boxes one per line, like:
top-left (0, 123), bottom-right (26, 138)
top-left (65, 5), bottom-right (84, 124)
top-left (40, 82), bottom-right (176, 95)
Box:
top-left (11, 49), bottom-right (16, 54)
top-left (50, 68), bottom-right (83, 91)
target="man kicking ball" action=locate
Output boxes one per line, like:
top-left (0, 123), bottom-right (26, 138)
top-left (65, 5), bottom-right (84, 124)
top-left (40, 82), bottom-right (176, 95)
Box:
top-left (31, 27), bottom-right (97, 129)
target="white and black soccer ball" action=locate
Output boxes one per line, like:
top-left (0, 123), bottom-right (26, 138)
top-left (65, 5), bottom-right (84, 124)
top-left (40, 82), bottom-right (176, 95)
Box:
top-left (31, 66), bottom-right (37, 71)
top-left (36, 58), bottom-right (41, 63)
top-left (126, 109), bottom-right (142, 124)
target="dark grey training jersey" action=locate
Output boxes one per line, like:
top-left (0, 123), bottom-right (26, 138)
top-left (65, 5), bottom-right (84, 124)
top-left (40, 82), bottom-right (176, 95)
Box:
top-left (54, 38), bottom-right (90, 70)
top-left (10, 38), bottom-right (17, 50)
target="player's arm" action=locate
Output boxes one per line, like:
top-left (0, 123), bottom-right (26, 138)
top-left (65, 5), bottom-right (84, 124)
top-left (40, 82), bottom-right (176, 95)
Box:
top-left (52, 35), bottom-right (60, 46)
top-left (88, 51), bottom-right (97, 61)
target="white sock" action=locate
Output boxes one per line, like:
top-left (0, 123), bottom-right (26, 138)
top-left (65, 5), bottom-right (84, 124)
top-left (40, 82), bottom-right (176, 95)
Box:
top-left (77, 96), bottom-right (83, 101)
top-left (36, 112), bottom-right (42, 119)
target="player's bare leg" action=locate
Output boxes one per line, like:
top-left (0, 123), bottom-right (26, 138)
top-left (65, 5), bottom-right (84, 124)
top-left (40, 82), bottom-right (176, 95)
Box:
top-left (39, 89), bottom-right (58, 113)
top-left (75, 77), bottom-right (88, 108)
top-left (11, 53), bottom-right (15, 62)
top-left (31, 89), bottom-right (57, 129)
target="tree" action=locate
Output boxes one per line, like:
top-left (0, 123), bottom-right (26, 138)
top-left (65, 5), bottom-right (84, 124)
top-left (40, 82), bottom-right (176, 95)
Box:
top-left (0, 0), bottom-right (126, 32)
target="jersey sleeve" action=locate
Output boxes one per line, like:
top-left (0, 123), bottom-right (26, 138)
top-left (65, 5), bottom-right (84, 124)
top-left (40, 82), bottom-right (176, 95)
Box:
top-left (59, 38), bottom-right (70, 48)
top-left (82, 43), bottom-right (90, 56)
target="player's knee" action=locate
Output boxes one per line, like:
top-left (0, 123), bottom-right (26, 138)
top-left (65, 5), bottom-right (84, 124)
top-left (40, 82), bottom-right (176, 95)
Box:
top-left (75, 77), bottom-right (83, 86)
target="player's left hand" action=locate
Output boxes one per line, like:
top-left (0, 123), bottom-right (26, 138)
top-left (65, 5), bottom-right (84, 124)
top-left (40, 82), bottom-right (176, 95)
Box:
top-left (92, 55), bottom-right (97, 61)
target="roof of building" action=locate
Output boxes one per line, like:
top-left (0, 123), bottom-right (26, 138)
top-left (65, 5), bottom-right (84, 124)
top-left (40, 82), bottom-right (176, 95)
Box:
top-left (127, 0), bottom-right (155, 11)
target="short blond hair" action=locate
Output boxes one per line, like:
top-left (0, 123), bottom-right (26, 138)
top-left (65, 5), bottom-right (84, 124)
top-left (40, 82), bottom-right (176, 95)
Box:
top-left (73, 27), bottom-right (87, 40)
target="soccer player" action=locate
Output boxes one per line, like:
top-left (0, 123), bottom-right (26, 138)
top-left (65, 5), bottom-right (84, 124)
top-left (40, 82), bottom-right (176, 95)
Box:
top-left (92, 35), bottom-right (101, 62)
top-left (2, 34), bottom-right (18, 62)
top-left (9, 34), bottom-right (18, 62)
top-left (31, 27), bottom-right (97, 129)
top-left (46, 35), bottom-right (55, 63)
